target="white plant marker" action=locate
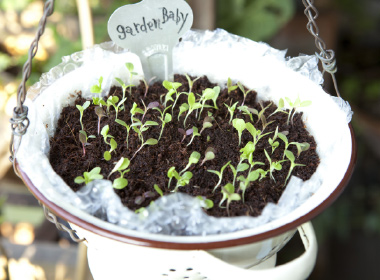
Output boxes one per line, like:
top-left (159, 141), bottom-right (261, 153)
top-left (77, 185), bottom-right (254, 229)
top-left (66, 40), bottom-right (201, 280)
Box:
top-left (108, 0), bottom-right (193, 81)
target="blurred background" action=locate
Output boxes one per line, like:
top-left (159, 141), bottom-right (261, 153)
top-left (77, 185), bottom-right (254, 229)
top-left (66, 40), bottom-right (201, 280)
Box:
top-left (0, 0), bottom-right (379, 279)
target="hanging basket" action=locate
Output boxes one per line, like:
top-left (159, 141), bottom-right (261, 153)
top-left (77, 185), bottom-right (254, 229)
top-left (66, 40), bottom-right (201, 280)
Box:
top-left (10, 2), bottom-right (356, 280)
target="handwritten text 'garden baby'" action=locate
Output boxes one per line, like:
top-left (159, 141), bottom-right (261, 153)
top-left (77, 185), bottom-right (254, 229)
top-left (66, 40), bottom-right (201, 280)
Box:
top-left (116, 7), bottom-right (189, 39)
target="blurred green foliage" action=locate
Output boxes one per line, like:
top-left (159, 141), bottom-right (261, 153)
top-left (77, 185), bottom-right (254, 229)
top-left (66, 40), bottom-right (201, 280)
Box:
top-left (216, 0), bottom-right (295, 41)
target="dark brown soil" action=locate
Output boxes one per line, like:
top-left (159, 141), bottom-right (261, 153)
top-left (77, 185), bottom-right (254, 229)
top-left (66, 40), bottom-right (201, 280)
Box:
top-left (49, 74), bottom-right (319, 217)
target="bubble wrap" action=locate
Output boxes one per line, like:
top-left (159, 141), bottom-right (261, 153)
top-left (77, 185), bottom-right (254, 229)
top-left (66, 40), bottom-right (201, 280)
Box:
top-left (16, 29), bottom-right (353, 238)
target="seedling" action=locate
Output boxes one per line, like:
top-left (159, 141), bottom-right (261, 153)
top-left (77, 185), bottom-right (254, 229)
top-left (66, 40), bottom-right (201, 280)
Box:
top-left (198, 87), bottom-right (220, 119)
top-left (101, 125), bottom-right (116, 161)
top-left (237, 169), bottom-right (260, 202)
top-left (245, 122), bottom-right (272, 148)
top-left (277, 132), bottom-right (308, 158)
top-left (141, 100), bottom-right (159, 121)
top-left (237, 82), bottom-right (254, 106)
top-left (200, 116), bottom-right (213, 134)
top-left (197, 196), bottom-right (214, 210)
top-left (237, 105), bottom-right (256, 122)
top-left (232, 118), bottom-right (246, 146)
top-left (229, 162), bottom-right (249, 187)
top-left (91, 76), bottom-right (105, 105)
top-left (224, 101), bottom-right (239, 124)
top-left (154, 184), bottom-right (164, 197)
top-left (184, 92), bottom-right (202, 127)
top-left (131, 138), bottom-right (158, 160)
top-left (126, 62), bottom-right (138, 86)
top-left (187, 126), bottom-right (201, 146)
top-left (285, 96), bottom-right (312, 125)
top-left (133, 120), bottom-right (159, 143)
top-left (76, 101), bottom-right (90, 131)
top-left (115, 119), bottom-right (131, 148)
top-left (115, 77), bottom-right (133, 100)
top-left (200, 147), bottom-right (216, 166)
top-left (277, 132), bottom-right (290, 159)
top-left (180, 151), bottom-right (201, 174)
top-left (167, 167), bottom-right (178, 189)
top-left (178, 103), bottom-right (189, 121)
top-left (239, 141), bottom-right (256, 165)
top-left (167, 167), bottom-right (193, 192)
top-left (153, 105), bottom-right (172, 141)
top-left (107, 95), bottom-right (126, 119)
top-left (185, 73), bottom-right (200, 93)
top-left (142, 76), bottom-right (157, 98)
top-left (95, 106), bottom-right (106, 135)
top-left (130, 102), bottom-right (144, 124)
top-left (264, 149), bottom-right (286, 182)
top-left (207, 161), bottom-right (231, 192)
top-left (108, 157), bottom-right (131, 189)
top-left (255, 101), bottom-right (273, 126)
top-left (162, 80), bottom-right (182, 109)
top-left (178, 128), bottom-right (194, 143)
top-left (268, 126), bottom-right (280, 154)
top-left (220, 183), bottom-right (241, 217)
top-left (268, 98), bottom-right (288, 118)
top-left (100, 125), bottom-right (113, 145)
top-left (104, 139), bottom-right (117, 161)
top-left (284, 150), bottom-right (306, 186)
top-left (256, 168), bottom-right (269, 181)
top-left (227, 77), bottom-right (238, 94)
top-left (79, 130), bottom-right (96, 156)
top-left (291, 142), bottom-right (310, 157)
top-left (74, 167), bottom-right (103, 185)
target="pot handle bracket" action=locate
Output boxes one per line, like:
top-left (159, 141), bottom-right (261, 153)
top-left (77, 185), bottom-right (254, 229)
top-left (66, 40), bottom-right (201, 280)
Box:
top-left (302, 0), bottom-right (341, 97)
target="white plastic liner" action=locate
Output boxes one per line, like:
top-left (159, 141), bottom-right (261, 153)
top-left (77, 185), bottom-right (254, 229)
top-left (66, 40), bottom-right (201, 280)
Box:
top-left (16, 29), bottom-right (352, 239)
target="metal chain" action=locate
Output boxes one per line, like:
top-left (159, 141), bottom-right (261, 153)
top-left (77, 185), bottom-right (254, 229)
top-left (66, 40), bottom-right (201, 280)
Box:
top-left (42, 204), bottom-right (86, 243)
top-left (302, 0), bottom-right (341, 97)
top-left (9, 0), bottom-right (55, 175)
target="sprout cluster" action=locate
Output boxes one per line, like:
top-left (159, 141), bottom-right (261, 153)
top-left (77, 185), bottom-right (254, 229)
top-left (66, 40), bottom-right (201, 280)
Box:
top-left (72, 65), bottom-right (312, 217)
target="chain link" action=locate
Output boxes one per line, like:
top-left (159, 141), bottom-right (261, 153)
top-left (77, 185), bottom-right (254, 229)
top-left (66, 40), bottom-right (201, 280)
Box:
top-left (302, 0), bottom-right (341, 97)
top-left (9, 0), bottom-right (55, 171)
top-left (42, 204), bottom-right (86, 243)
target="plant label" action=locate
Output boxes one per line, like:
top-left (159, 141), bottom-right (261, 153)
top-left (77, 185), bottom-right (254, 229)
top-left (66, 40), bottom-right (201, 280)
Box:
top-left (108, 0), bottom-right (193, 81)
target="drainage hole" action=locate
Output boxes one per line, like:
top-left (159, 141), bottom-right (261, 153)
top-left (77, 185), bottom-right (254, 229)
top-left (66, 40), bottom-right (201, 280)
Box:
top-left (169, 269), bottom-right (176, 272)
top-left (186, 268), bottom-right (193, 271)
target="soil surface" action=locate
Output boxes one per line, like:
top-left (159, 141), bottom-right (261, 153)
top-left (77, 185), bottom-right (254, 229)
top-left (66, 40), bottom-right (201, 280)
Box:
top-left (49, 75), bottom-right (319, 217)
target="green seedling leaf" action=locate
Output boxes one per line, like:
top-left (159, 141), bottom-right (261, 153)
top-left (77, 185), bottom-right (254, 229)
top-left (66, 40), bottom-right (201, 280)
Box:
top-left (197, 196), bottom-right (214, 209)
top-left (185, 74), bottom-right (200, 93)
top-left (104, 151), bottom-right (111, 161)
top-left (232, 118), bottom-right (246, 146)
top-left (207, 161), bottom-right (231, 192)
top-left (187, 126), bottom-right (201, 146)
top-left (200, 116), bottom-right (213, 134)
top-left (74, 167), bottom-right (103, 185)
top-left (290, 142), bottom-right (310, 157)
top-left (225, 101), bottom-right (239, 124)
top-left (227, 77), bottom-right (238, 93)
top-left (109, 157), bottom-right (130, 178)
top-left (154, 184), bottom-right (164, 197)
top-left (113, 177), bottom-right (128, 189)
top-left (180, 151), bottom-right (201, 174)
top-left (200, 147), bottom-right (215, 166)
top-left (284, 150), bottom-right (306, 186)
top-left (220, 183), bottom-right (241, 216)
top-left (178, 103), bottom-right (189, 120)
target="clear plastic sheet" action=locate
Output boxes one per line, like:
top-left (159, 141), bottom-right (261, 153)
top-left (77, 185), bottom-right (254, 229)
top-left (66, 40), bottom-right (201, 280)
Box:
top-left (16, 29), bottom-right (353, 237)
